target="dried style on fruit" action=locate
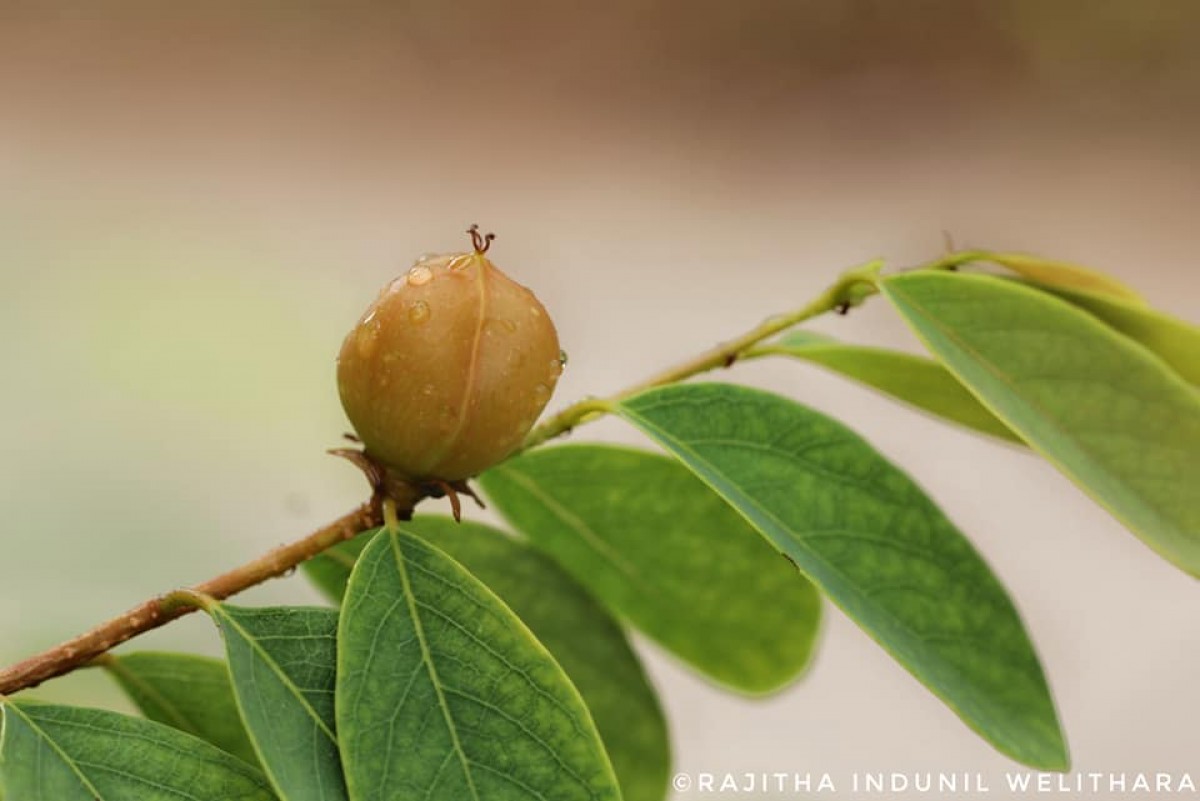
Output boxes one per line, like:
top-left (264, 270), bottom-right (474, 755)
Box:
top-left (337, 227), bottom-right (563, 487)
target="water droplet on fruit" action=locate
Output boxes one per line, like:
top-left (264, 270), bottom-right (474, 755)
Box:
top-left (406, 265), bottom-right (433, 286)
top-left (408, 300), bottom-right (430, 324)
top-left (337, 234), bottom-right (562, 482)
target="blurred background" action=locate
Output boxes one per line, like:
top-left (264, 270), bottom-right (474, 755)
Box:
top-left (2, 1), bottom-right (1198, 797)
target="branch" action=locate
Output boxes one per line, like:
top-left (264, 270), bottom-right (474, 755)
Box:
top-left (521, 251), bottom-right (988, 452)
top-left (0, 499), bottom-right (384, 695)
top-left (523, 251), bottom-right (985, 450)
top-left (0, 249), bottom-right (984, 697)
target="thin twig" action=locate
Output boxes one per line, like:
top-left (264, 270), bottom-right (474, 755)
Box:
top-left (0, 249), bottom-right (984, 697)
top-left (521, 259), bottom-right (884, 450)
top-left (0, 499), bottom-right (384, 695)
top-left (521, 251), bottom-right (983, 451)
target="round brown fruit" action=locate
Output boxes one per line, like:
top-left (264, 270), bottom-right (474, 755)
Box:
top-left (337, 234), bottom-right (562, 483)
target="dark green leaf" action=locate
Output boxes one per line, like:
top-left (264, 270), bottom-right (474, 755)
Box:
top-left (610, 382), bottom-right (1068, 770)
top-left (208, 604), bottom-right (346, 801)
top-left (480, 444), bottom-right (822, 693)
top-left (760, 331), bottom-right (1019, 441)
top-left (308, 517), bottom-right (670, 801)
top-left (0, 700), bottom-right (275, 800)
top-left (101, 651), bottom-right (260, 767)
top-left (336, 529), bottom-right (621, 801)
top-left (1029, 282), bottom-right (1200, 386)
top-left (881, 270), bottom-right (1200, 576)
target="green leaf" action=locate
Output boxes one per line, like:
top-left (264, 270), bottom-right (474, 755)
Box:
top-left (881, 271), bottom-right (1200, 577)
top-left (762, 331), bottom-right (1019, 441)
top-left (983, 252), bottom-right (1146, 305)
top-left (336, 528), bottom-right (621, 801)
top-left (101, 651), bottom-right (260, 767)
top-left (207, 604), bottom-right (346, 801)
top-left (0, 700), bottom-right (276, 800)
top-left (480, 444), bottom-right (822, 693)
top-left (1029, 282), bottom-right (1200, 386)
top-left (304, 544), bottom-right (360, 604)
top-left (308, 517), bottom-right (670, 801)
top-left (609, 382), bottom-right (1068, 770)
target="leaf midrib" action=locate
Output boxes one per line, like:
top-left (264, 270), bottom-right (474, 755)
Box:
top-left (213, 609), bottom-right (338, 745)
top-left (388, 531), bottom-right (481, 801)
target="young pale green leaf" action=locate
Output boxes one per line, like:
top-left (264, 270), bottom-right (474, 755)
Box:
top-left (308, 518), bottom-right (670, 801)
top-left (1029, 282), bottom-right (1200, 386)
top-left (881, 271), bottom-right (1200, 577)
top-left (207, 604), bottom-right (346, 801)
top-left (608, 382), bottom-right (1067, 771)
top-left (480, 444), bottom-right (822, 694)
top-left (0, 700), bottom-right (276, 800)
top-left (101, 651), bottom-right (260, 767)
top-left (983, 252), bottom-right (1146, 305)
top-left (336, 529), bottom-right (622, 801)
top-left (762, 331), bottom-right (1019, 442)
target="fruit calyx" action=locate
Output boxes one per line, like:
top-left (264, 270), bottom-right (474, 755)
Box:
top-left (329, 439), bottom-right (484, 522)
